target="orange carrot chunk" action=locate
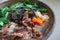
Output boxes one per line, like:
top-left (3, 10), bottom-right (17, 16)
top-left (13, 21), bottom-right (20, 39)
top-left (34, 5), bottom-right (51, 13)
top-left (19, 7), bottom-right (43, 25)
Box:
top-left (31, 17), bottom-right (43, 26)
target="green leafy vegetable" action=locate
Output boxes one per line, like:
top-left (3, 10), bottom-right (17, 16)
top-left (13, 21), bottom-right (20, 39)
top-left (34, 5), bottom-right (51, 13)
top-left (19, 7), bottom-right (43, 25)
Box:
top-left (15, 9), bottom-right (22, 14)
top-left (39, 7), bottom-right (47, 13)
top-left (0, 7), bottom-right (10, 17)
top-left (5, 12), bottom-right (9, 19)
top-left (0, 18), bottom-right (9, 27)
top-left (0, 7), bottom-right (10, 27)
top-left (0, 21), bottom-right (4, 26)
top-left (10, 2), bottom-right (24, 9)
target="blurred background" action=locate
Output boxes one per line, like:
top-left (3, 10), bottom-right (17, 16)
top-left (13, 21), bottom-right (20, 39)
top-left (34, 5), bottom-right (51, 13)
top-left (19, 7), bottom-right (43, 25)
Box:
top-left (0, 0), bottom-right (60, 40)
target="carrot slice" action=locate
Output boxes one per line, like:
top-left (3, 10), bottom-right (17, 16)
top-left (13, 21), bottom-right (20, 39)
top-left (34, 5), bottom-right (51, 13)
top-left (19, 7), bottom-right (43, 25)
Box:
top-left (31, 17), bottom-right (43, 26)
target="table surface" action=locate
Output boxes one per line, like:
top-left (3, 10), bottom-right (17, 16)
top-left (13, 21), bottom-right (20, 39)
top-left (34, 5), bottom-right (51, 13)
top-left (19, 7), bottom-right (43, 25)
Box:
top-left (0, 0), bottom-right (60, 40)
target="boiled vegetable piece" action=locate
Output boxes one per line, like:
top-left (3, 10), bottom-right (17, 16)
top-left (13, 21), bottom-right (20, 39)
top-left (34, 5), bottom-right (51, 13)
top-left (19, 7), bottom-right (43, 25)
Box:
top-left (42, 15), bottom-right (49, 21)
top-left (35, 11), bottom-right (42, 18)
top-left (0, 18), bottom-right (9, 28)
top-left (31, 17), bottom-right (43, 26)
top-left (9, 2), bottom-right (24, 9)
top-left (39, 7), bottom-right (47, 13)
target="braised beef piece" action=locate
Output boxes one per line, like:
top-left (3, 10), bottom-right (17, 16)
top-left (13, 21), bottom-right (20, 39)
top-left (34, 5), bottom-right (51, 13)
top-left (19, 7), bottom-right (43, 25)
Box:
top-left (1, 22), bottom-right (43, 40)
top-left (14, 36), bottom-right (23, 40)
